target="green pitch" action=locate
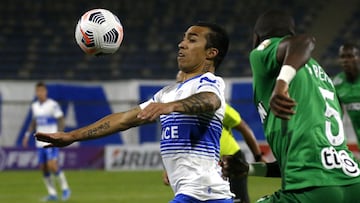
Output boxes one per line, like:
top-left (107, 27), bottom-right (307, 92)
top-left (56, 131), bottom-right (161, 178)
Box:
top-left (0, 170), bottom-right (280, 203)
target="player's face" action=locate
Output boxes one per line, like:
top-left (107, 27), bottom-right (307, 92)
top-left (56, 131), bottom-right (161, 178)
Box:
top-left (339, 46), bottom-right (360, 78)
top-left (35, 86), bottom-right (47, 102)
top-left (177, 26), bottom-right (211, 74)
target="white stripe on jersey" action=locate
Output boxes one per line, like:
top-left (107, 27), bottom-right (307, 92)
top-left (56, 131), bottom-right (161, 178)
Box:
top-left (160, 139), bottom-right (220, 159)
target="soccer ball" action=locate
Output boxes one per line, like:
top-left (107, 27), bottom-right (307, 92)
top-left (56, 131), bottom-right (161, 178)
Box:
top-left (75, 9), bottom-right (124, 56)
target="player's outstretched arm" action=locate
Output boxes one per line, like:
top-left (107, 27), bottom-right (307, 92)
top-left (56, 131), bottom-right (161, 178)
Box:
top-left (35, 106), bottom-right (147, 147)
top-left (137, 92), bottom-right (221, 121)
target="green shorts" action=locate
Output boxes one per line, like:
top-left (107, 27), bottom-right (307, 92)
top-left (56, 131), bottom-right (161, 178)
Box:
top-left (256, 182), bottom-right (360, 203)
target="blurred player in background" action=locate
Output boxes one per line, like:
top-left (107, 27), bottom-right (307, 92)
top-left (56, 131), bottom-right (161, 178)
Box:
top-left (246, 9), bottom-right (360, 203)
top-left (165, 70), bottom-right (263, 203)
top-left (35, 22), bottom-right (236, 203)
top-left (22, 81), bottom-right (71, 202)
top-left (333, 43), bottom-right (360, 152)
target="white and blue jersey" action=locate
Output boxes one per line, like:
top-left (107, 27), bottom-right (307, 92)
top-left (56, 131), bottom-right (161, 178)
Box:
top-left (140, 72), bottom-right (233, 201)
top-left (31, 98), bottom-right (63, 148)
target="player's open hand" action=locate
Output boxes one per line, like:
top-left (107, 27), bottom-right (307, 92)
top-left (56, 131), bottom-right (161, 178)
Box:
top-left (270, 80), bottom-right (296, 120)
top-left (35, 132), bottom-right (74, 148)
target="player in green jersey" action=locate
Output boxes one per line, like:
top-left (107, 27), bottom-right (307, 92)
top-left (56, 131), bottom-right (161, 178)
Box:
top-left (248, 9), bottom-right (360, 203)
top-left (333, 43), bottom-right (360, 152)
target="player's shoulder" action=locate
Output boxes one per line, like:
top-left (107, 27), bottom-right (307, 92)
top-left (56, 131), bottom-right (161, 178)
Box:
top-left (152, 82), bottom-right (178, 101)
top-left (161, 82), bottom-right (178, 93)
top-left (253, 37), bottom-right (283, 52)
top-left (250, 38), bottom-right (283, 62)
top-left (44, 99), bottom-right (62, 109)
top-left (200, 72), bottom-right (224, 83)
top-left (32, 100), bottom-right (40, 107)
top-left (46, 98), bottom-right (59, 104)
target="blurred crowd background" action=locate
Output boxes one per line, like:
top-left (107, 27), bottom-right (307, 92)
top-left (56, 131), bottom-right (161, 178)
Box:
top-left (0, 0), bottom-right (359, 80)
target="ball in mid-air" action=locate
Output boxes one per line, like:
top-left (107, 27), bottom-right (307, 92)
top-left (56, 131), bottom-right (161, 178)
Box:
top-left (75, 8), bottom-right (124, 56)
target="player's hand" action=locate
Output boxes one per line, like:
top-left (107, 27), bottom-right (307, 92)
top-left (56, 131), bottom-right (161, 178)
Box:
top-left (220, 151), bottom-right (249, 178)
top-left (34, 132), bottom-right (74, 147)
top-left (270, 80), bottom-right (296, 120)
top-left (137, 103), bottom-right (175, 121)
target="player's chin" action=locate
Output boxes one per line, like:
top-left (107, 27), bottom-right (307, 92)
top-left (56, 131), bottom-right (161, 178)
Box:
top-left (177, 58), bottom-right (187, 67)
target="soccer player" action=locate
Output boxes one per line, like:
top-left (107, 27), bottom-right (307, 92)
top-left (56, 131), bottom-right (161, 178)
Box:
top-left (22, 82), bottom-right (71, 202)
top-left (170, 70), bottom-right (264, 203)
top-left (35, 22), bottom-right (234, 202)
top-left (333, 43), bottom-right (360, 151)
top-left (247, 9), bottom-right (360, 202)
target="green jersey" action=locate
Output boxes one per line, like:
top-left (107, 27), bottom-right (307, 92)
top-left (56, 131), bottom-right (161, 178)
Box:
top-left (333, 73), bottom-right (360, 142)
top-left (249, 37), bottom-right (360, 191)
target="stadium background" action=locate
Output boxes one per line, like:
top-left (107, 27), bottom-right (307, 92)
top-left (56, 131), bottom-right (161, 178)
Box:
top-left (0, 0), bottom-right (359, 171)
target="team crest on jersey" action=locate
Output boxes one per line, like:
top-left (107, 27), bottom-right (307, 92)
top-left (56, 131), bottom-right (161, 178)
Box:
top-left (257, 39), bottom-right (271, 51)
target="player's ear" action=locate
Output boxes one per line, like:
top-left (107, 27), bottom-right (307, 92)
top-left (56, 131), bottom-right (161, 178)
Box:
top-left (206, 48), bottom-right (219, 60)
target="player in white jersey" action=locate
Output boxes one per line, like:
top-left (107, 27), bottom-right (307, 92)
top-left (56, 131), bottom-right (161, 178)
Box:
top-left (22, 82), bottom-right (71, 202)
top-left (141, 71), bottom-right (229, 201)
top-left (35, 22), bottom-right (234, 202)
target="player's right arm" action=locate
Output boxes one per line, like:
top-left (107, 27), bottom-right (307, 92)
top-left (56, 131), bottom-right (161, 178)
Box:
top-left (270, 34), bottom-right (315, 120)
top-left (35, 106), bottom-right (149, 147)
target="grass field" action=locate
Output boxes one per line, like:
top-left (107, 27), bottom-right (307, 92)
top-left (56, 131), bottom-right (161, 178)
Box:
top-left (0, 170), bottom-right (281, 203)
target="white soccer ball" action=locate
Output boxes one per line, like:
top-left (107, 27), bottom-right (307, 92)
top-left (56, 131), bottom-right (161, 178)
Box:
top-left (75, 8), bottom-right (124, 55)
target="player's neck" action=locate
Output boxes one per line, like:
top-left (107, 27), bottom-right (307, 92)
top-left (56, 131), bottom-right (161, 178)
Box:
top-left (39, 98), bottom-right (47, 104)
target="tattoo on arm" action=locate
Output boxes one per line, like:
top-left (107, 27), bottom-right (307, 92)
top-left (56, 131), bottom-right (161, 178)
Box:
top-left (180, 93), bottom-right (220, 114)
top-left (83, 121), bottom-right (111, 139)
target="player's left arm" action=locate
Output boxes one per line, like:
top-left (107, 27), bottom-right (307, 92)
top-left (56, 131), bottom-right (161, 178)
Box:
top-left (137, 92), bottom-right (220, 121)
top-left (36, 106), bottom-right (149, 147)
